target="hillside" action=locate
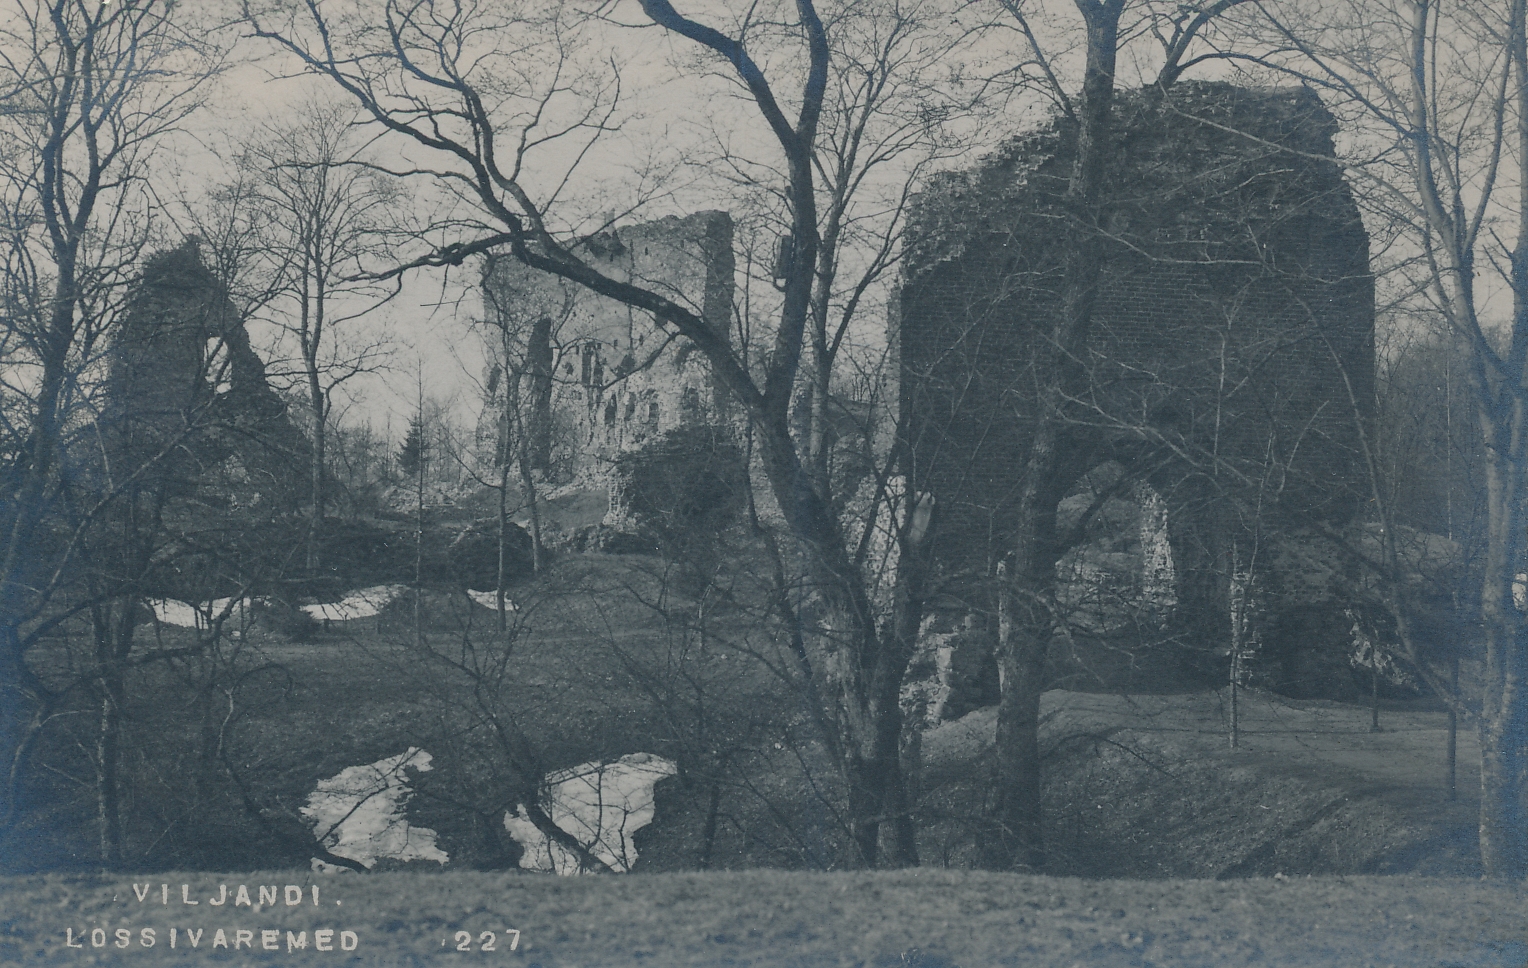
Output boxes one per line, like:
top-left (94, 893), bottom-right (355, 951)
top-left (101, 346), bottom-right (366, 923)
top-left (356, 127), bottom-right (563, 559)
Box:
top-left (2, 675), bottom-right (1501, 966)
top-left (919, 687), bottom-right (1480, 878)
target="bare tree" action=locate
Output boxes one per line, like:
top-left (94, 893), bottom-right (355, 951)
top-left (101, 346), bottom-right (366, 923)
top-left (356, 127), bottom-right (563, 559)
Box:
top-left (241, 104), bottom-right (403, 570)
top-left (240, 0), bottom-right (987, 867)
top-left (953, 0), bottom-right (1265, 870)
top-left (1249, 0), bottom-right (1528, 878)
top-left (0, 0), bottom-right (220, 839)
top-left (635, 0), bottom-right (1004, 864)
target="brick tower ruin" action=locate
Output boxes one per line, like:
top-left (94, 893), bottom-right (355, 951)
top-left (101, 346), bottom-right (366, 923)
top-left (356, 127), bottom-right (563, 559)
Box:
top-left (898, 83), bottom-right (1375, 680)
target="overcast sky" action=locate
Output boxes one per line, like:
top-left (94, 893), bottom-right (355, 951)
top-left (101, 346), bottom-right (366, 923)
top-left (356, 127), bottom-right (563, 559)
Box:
top-left (169, 0), bottom-right (1518, 441)
top-left (190, 6), bottom-right (783, 437)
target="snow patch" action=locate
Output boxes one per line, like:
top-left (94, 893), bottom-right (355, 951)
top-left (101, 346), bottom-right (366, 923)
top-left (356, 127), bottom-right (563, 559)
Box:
top-left (504, 752), bottom-right (677, 875)
top-left (300, 584), bottom-right (408, 622)
top-left (147, 596), bottom-right (253, 629)
top-left (467, 589), bottom-right (518, 611)
top-left (149, 585), bottom-right (409, 628)
top-left (301, 748), bottom-right (448, 872)
top-left (147, 599), bottom-right (204, 629)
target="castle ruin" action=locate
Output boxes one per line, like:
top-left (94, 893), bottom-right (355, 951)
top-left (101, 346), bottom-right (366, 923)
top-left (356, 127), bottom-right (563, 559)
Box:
top-left (898, 83), bottom-right (1375, 680)
top-left (478, 212), bottom-right (735, 520)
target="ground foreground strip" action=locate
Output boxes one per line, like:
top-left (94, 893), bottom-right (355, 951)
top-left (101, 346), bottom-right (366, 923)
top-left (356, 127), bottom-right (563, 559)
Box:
top-left (3, 870), bottom-right (1524, 966)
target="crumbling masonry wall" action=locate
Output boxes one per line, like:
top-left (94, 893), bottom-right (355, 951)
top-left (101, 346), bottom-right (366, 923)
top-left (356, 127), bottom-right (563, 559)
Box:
top-left (479, 212), bottom-right (735, 516)
top-left (105, 240), bottom-right (308, 510)
top-left (899, 83), bottom-right (1375, 666)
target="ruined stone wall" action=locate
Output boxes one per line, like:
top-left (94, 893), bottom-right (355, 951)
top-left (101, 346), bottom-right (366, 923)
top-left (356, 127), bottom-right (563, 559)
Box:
top-left (899, 84), bottom-right (1375, 590)
top-left (479, 211), bottom-right (735, 506)
top-left (104, 240), bottom-right (308, 509)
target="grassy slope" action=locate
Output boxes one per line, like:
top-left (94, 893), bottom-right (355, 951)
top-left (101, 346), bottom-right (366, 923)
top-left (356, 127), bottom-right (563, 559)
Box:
top-left (1, 869), bottom-right (1523, 967)
top-left (11, 551), bottom-right (1512, 966)
top-left (17, 569), bottom-right (1486, 876)
top-left (920, 688), bottom-right (1482, 878)
top-left (13, 551), bottom-right (811, 872)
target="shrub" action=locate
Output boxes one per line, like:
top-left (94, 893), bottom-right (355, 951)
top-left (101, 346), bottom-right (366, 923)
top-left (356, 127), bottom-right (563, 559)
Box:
top-left (610, 424), bottom-right (746, 559)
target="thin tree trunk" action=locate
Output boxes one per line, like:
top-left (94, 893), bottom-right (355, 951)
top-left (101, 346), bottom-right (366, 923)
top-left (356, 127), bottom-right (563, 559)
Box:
top-left (697, 774), bottom-right (722, 869)
top-left (987, 560), bottom-right (1047, 869)
top-left (1448, 655), bottom-right (1459, 801)
top-left (1229, 565), bottom-right (1247, 750)
top-left (198, 679), bottom-right (221, 804)
top-left (1477, 447), bottom-right (1528, 878)
top-left (1371, 663), bottom-right (1381, 732)
top-left (1230, 657), bottom-right (1240, 750)
top-left (496, 458), bottom-right (512, 632)
top-left (301, 261), bottom-right (324, 572)
top-left (93, 602), bottom-right (134, 869)
top-left (517, 451), bottom-right (543, 575)
top-left (415, 378), bottom-right (426, 652)
top-left (1478, 0), bottom-right (1528, 880)
top-left (982, 0), bottom-right (1125, 871)
top-left (307, 377), bottom-right (325, 572)
top-left (96, 684), bottom-right (121, 868)
top-left (415, 474), bottom-right (424, 651)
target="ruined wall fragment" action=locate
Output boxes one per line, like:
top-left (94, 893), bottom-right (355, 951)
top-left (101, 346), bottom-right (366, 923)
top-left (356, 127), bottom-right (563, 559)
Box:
top-left (479, 212), bottom-right (736, 514)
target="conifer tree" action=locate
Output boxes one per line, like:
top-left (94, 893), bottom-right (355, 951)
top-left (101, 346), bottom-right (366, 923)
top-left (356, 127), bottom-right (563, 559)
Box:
top-left (397, 416), bottom-right (428, 478)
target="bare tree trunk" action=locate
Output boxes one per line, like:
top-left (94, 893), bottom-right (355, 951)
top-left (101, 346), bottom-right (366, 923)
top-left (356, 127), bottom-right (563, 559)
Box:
top-left (1230, 579), bottom-right (1241, 751)
top-left (1448, 655), bottom-right (1459, 800)
top-left (1371, 663), bottom-right (1381, 732)
top-left (496, 459), bottom-right (512, 632)
top-left (415, 482), bottom-right (424, 651)
top-left (981, 0), bottom-right (1125, 871)
top-left (876, 497), bottom-right (933, 867)
top-left (0, 274), bottom-right (77, 834)
top-left (415, 379), bottom-right (426, 653)
top-left (307, 371), bottom-right (325, 572)
top-left (854, 640), bottom-right (917, 868)
top-left (987, 560), bottom-right (1047, 869)
top-left (699, 779), bottom-right (722, 869)
top-left (95, 684), bottom-right (121, 869)
top-left (301, 264), bottom-right (325, 573)
top-left (749, 415), bottom-right (907, 867)
top-left (1228, 555), bottom-right (1259, 749)
top-left (517, 450), bottom-right (543, 575)
top-left (1230, 668), bottom-right (1240, 749)
top-left (198, 679), bottom-right (222, 804)
top-left (1478, 451), bottom-right (1528, 878)
top-left (844, 686), bottom-right (917, 868)
top-left (1484, 0), bottom-right (1528, 876)
top-left (92, 602), bottom-right (134, 869)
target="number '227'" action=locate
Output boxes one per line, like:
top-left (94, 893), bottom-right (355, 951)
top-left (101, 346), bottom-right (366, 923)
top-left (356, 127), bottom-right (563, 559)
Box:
top-left (453, 930), bottom-right (520, 952)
